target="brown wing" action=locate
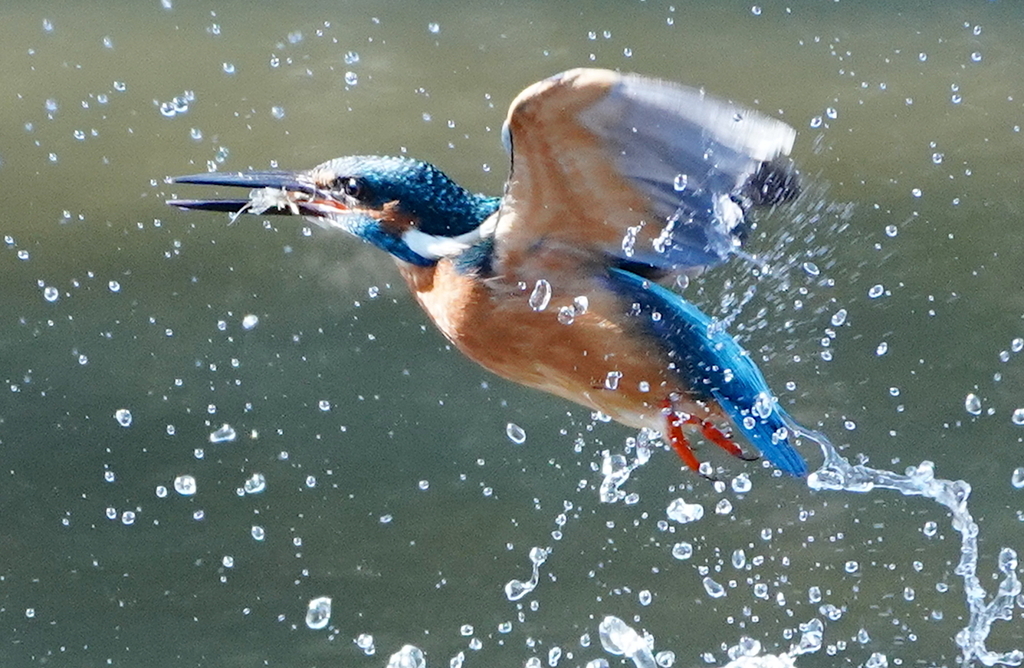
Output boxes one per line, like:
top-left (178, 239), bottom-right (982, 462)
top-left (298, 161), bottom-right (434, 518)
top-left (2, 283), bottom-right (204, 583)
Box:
top-left (492, 68), bottom-right (798, 283)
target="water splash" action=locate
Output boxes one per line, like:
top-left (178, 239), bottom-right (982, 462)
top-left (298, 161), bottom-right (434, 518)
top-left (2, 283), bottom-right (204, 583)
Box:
top-left (386, 645), bottom-right (425, 668)
top-left (304, 596), bottom-right (331, 630)
top-left (598, 431), bottom-right (654, 503)
top-left (504, 546), bottom-right (549, 601)
top-left (598, 616), bottom-right (656, 668)
top-left (808, 436), bottom-right (1022, 667)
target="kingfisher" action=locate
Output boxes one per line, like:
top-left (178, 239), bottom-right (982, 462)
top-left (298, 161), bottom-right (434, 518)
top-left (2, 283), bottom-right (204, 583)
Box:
top-left (168, 68), bottom-right (815, 477)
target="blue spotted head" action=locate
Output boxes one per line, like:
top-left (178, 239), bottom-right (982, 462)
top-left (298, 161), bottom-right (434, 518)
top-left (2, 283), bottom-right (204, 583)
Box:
top-left (168, 155), bottom-right (501, 266)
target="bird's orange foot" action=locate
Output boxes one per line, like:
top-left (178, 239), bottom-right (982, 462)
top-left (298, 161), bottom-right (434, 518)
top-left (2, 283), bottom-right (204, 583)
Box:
top-left (661, 401), bottom-right (759, 476)
top-left (663, 405), bottom-right (704, 474)
top-left (688, 416), bottom-right (759, 462)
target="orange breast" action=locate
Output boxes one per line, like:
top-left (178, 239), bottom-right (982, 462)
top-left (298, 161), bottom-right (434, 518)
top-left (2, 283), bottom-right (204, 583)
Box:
top-left (398, 259), bottom-right (722, 432)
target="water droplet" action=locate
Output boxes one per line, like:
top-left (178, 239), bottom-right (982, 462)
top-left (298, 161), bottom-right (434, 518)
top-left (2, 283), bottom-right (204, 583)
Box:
top-left (964, 393), bottom-right (982, 415)
top-left (114, 408), bottom-right (132, 427)
top-left (209, 423), bottom-right (237, 443)
top-left (427, 22), bottom-right (440, 34)
top-left (222, 62), bottom-right (235, 74)
top-left (344, 51), bottom-right (360, 65)
top-left (731, 473), bottom-right (752, 493)
top-left (251, 525), bottom-right (265, 541)
top-left (1012, 408), bottom-right (1024, 426)
top-left (242, 314), bottom-right (259, 329)
top-left (504, 579), bottom-right (531, 601)
top-left (671, 542), bottom-right (693, 560)
top-left (557, 305), bottom-right (576, 325)
top-left (753, 393), bottom-right (773, 419)
top-left (802, 261), bottom-right (819, 276)
top-left (666, 498), bottom-right (704, 524)
top-left (702, 576), bottom-right (726, 598)
top-left (506, 422), bottom-right (526, 444)
top-left (751, 5), bottom-right (762, 16)
top-left (108, 280), bottom-right (120, 293)
top-left (831, 308), bottom-right (847, 326)
top-left (173, 474), bottom-right (196, 496)
top-left (918, 52), bottom-right (927, 62)
top-left (1012, 468), bottom-right (1024, 489)
top-left (305, 596), bottom-right (332, 630)
top-left (344, 71), bottom-right (358, 86)
top-left (604, 370), bottom-right (622, 391)
top-left (243, 472), bottom-right (266, 494)
top-left (387, 645), bottom-right (425, 666)
top-left (528, 279), bottom-right (551, 311)
top-left (673, 173), bottom-right (688, 191)
top-left (876, 341), bottom-right (888, 356)
top-left (868, 284), bottom-right (885, 299)
top-left (598, 616), bottom-right (649, 658)
top-left (270, 106), bottom-right (285, 120)
top-left (971, 51), bottom-right (982, 63)
top-left (42, 285), bottom-right (59, 302)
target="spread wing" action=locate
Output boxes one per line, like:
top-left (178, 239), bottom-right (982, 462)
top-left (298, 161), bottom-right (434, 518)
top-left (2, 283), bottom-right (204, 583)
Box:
top-left (493, 68), bottom-right (798, 282)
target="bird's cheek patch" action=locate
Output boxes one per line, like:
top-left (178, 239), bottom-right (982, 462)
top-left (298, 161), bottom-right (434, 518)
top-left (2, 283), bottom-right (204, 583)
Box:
top-left (376, 200), bottom-right (418, 234)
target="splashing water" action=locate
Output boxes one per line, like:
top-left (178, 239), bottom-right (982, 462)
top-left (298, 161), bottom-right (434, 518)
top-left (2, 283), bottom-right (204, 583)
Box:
top-left (598, 430), bottom-right (654, 503)
top-left (808, 435), bottom-right (1022, 667)
top-left (598, 616), bottom-right (657, 668)
top-left (386, 645), bottom-right (426, 668)
top-left (504, 546), bottom-right (550, 601)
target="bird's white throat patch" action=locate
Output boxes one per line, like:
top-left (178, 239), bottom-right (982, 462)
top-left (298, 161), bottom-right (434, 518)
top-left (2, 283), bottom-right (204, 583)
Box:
top-left (402, 214), bottom-right (498, 260)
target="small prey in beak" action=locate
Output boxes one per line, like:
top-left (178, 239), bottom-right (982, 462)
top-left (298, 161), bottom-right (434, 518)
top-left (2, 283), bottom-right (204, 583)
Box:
top-left (166, 171), bottom-right (347, 222)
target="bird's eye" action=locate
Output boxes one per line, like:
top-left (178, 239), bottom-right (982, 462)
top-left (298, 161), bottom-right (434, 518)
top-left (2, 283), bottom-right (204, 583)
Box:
top-left (339, 177), bottom-right (366, 200)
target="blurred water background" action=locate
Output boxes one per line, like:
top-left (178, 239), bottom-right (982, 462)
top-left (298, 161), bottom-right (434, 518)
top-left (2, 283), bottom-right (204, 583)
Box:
top-left (1, 0), bottom-right (1023, 666)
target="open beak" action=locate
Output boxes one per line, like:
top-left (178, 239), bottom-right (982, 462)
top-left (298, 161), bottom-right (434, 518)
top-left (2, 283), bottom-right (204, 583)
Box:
top-left (166, 171), bottom-right (346, 218)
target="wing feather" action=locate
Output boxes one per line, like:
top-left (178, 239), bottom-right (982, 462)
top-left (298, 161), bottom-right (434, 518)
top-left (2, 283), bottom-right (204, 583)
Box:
top-left (494, 68), bottom-right (797, 281)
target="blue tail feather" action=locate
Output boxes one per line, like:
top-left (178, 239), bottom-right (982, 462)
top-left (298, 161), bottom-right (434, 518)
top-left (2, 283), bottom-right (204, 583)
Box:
top-left (711, 391), bottom-right (809, 477)
top-left (604, 267), bottom-right (809, 476)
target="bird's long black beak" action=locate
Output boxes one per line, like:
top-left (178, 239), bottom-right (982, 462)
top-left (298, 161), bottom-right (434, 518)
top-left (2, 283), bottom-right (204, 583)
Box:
top-left (166, 171), bottom-right (343, 217)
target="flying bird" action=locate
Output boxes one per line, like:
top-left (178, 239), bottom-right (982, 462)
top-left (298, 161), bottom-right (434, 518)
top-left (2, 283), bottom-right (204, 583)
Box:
top-left (168, 68), bottom-right (814, 476)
